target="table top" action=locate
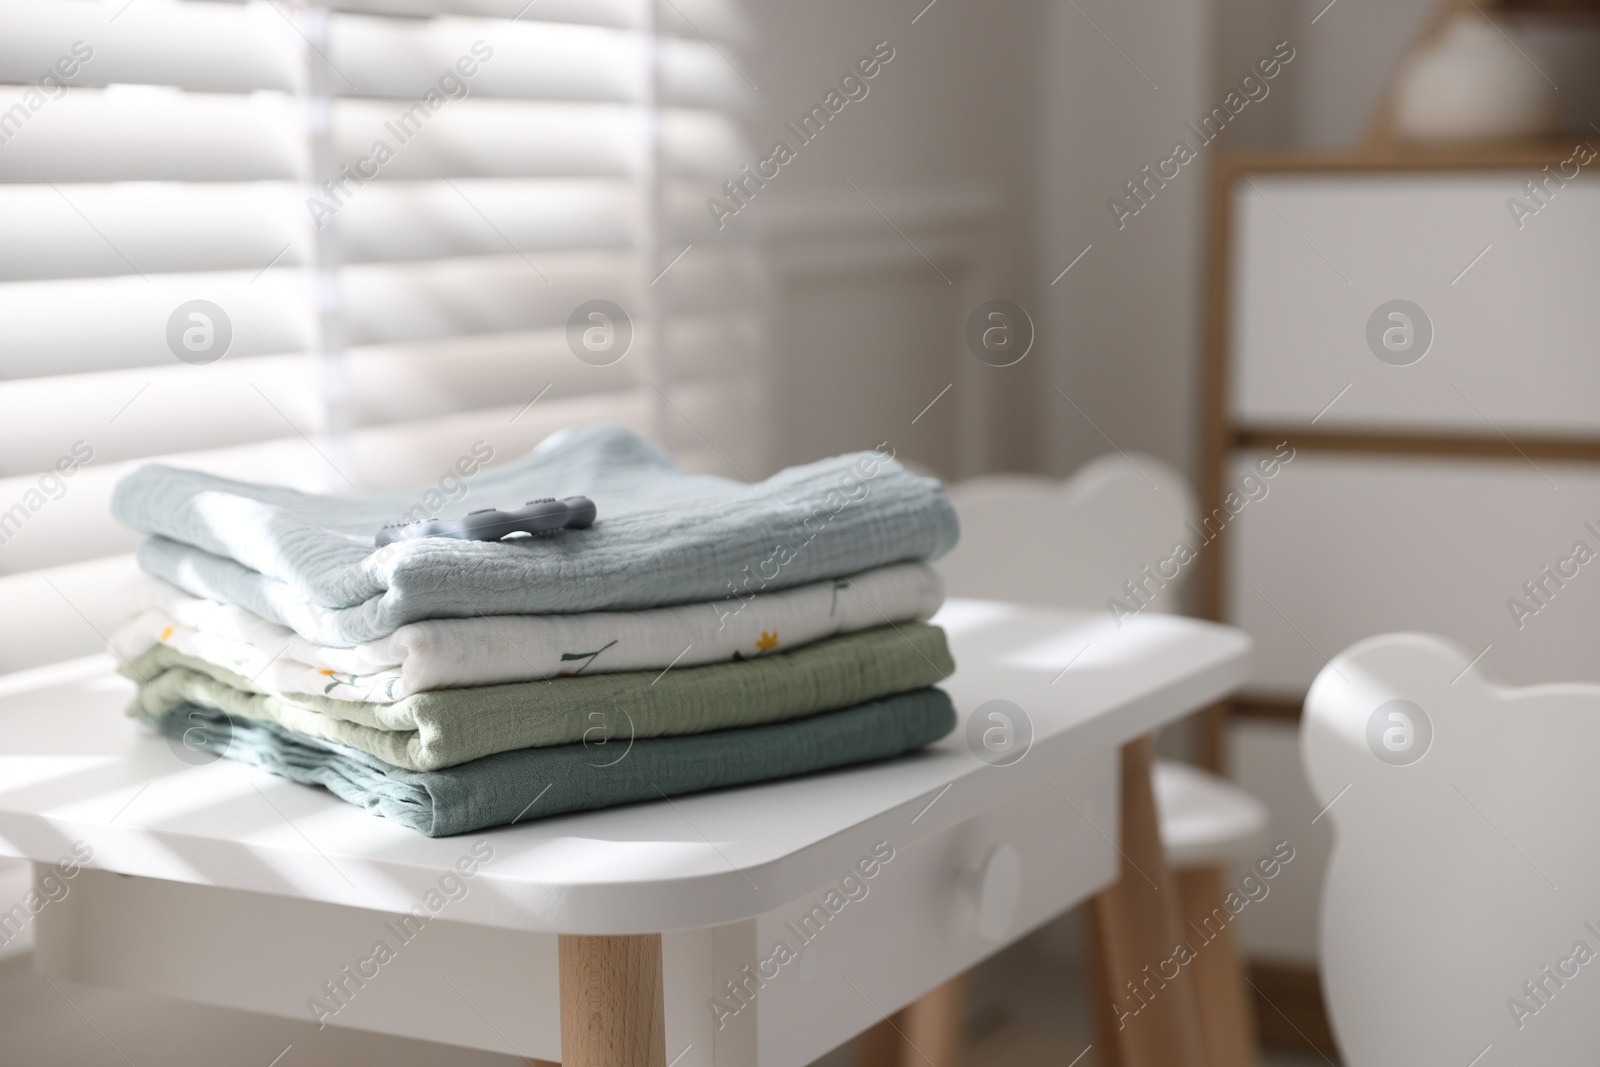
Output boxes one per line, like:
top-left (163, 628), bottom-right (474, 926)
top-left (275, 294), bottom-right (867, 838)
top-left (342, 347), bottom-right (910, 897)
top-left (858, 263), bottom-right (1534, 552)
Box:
top-left (0, 599), bottom-right (1250, 934)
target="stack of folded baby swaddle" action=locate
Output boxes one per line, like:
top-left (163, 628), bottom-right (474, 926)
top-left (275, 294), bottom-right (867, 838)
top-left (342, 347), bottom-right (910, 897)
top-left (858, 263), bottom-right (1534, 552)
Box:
top-left (108, 425), bottom-right (961, 836)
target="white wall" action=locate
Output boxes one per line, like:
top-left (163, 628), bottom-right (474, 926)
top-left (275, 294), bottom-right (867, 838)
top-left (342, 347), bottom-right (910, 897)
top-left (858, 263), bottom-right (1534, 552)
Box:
top-left (1036, 0), bottom-right (1211, 484)
top-left (737, 0), bottom-right (1226, 483)
top-left (1281, 0), bottom-right (1435, 148)
top-left (740, 0), bottom-right (1048, 476)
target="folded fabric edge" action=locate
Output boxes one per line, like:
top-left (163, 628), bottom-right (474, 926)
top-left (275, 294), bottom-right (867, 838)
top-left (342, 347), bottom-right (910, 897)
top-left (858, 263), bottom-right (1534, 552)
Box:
top-left (147, 687), bottom-right (958, 837)
top-left (120, 621), bottom-right (954, 773)
top-left (108, 561), bottom-right (947, 699)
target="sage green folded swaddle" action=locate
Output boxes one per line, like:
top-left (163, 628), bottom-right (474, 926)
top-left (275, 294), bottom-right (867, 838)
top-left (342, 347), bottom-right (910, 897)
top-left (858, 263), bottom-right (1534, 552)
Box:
top-left (124, 623), bottom-right (954, 771)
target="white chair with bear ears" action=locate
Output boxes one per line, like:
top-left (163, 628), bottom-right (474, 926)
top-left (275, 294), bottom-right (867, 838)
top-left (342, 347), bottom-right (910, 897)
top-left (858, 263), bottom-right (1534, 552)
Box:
top-left (1303, 632), bottom-right (1600, 1066)
top-left (913, 453), bottom-right (1270, 1067)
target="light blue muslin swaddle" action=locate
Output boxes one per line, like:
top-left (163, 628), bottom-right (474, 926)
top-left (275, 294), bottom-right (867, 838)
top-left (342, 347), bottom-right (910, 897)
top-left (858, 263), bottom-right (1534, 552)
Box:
top-left (113, 425), bottom-right (959, 646)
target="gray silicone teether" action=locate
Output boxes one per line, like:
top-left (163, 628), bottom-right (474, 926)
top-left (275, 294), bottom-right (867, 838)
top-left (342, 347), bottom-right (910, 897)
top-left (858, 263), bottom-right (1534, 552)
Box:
top-left (376, 496), bottom-right (596, 547)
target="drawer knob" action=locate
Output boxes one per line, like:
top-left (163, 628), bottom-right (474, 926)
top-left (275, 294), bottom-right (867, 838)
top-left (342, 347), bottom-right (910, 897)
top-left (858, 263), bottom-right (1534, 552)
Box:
top-left (973, 844), bottom-right (1021, 941)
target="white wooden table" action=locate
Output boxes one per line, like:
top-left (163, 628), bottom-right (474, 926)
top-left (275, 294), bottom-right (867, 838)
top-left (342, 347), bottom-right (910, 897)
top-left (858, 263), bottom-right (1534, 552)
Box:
top-left (0, 599), bottom-right (1249, 1067)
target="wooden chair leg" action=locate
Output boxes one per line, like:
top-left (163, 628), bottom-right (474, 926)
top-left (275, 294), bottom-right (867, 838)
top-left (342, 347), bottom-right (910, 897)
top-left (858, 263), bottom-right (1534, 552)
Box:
top-left (1087, 737), bottom-right (1207, 1067)
top-left (857, 1013), bottom-right (908, 1067)
top-left (558, 934), bottom-right (667, 1067)
top-left (898, 973), bottom-right (966, 1067)
top-left (1085, 904), bottom-right (1126, 1067)
top-left (1177, 866), bottom-right (1260, 1067)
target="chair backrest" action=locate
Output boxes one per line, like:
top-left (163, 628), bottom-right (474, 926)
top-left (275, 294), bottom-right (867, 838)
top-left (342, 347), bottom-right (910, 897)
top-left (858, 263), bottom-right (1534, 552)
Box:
top-left (1303, 633), bottom-right (1600, 1065)
top-left (937, 453), bottom-right (1196, 613)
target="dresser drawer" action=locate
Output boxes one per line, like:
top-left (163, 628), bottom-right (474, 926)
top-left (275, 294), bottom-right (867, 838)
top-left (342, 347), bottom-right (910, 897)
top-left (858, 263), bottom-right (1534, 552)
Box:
top-left (1229, 171), bottom-right (1600, 434)
top-left (1225, 450), bottom-right (1600, 697)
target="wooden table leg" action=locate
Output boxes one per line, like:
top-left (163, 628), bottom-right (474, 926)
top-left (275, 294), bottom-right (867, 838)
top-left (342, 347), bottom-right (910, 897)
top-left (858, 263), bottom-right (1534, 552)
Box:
top-left (899, 972), bottom-right (966, 1067)
top-left (855, 972), bottom-right (964, 1067)
top-left (1088, 737), bottom-right (1206, 1067)
top-left (1178, 865), bottom-right (1260, 1067)
top-left (559, 934), bottom-right (667, 1067)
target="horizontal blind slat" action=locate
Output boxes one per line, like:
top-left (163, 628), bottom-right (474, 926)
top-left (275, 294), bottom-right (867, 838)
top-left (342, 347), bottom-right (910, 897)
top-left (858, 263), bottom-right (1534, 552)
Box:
top-left (314, 0), bottom-right (750, 45)
top-left (0, 88), bottom-right (740, 184)
top-left (0, 90), bottom-right (658, 182)
top-left (331, 96), bottom-right (644, 178)
top-left (0, 3), bottom-right (746, 106)
top-left (0, 87), bottom-right (303, 180)
top-left (0, 332), bottom-right (643, 475)
top-left (340, 252), bottom-right (640, 343)
top-left (327, 24), bottom-right (750, 108)
top-left (0, 179), bottom-right (645, 281)
top-left (330, 21), bottom-right (750, 107)
top-left (0, 0), bottom-right (298, 92)
top-left (0, 271), bottom-right (311, 379)
top-left (320, 0), bottom-right (642, 24)
top-left (0, 389), bottom-right (652, 574)
top-left (0, 245), bottom-right (755, 376)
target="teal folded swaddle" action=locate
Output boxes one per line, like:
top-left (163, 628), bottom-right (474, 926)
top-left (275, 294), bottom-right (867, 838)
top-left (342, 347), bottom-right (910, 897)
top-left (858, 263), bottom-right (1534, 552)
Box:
top-left (153, 688), bottom-right (957, 836)
top-left (112, 425), bottom-right (959, 646)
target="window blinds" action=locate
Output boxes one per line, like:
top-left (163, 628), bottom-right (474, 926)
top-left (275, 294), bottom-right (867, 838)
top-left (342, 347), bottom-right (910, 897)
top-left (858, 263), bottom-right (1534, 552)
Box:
top-left (0, 0), bottom-right (764, 672)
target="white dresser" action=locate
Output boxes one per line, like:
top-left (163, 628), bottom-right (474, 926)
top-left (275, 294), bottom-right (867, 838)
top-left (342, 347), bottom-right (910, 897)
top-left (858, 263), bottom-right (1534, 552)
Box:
top-left (1202, 147), bottom-right (1600, 993)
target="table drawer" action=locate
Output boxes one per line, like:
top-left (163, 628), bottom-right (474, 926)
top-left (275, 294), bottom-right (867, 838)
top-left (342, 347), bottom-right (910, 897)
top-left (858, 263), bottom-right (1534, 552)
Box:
top-left (737, 751), bottom-right (1118, 1067)
top-left (1230, 172), bottom-right (1600, 434)
top-left (1227, 450), bottom-right (1600, 697)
